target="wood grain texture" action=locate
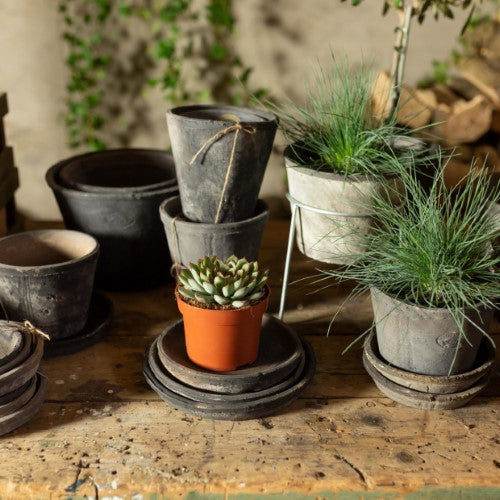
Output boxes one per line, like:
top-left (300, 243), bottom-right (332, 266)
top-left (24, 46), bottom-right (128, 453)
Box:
top-left (1, 219), bottom-right (498, 498)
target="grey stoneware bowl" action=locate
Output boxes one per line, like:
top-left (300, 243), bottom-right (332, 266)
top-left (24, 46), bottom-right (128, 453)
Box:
top-left (57, 148), bottom-right (177, 194)
top-left (46, 153), bottom-right (178, 291)
top-left (0, 229), bottom-right (99, 339)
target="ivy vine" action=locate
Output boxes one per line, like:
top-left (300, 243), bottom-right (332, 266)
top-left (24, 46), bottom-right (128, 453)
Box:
top-left (59, 0), bottom-right (269, 151)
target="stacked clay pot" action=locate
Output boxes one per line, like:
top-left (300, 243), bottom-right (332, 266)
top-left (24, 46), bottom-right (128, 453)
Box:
top-left (0, 321), bottom-right (46, 436)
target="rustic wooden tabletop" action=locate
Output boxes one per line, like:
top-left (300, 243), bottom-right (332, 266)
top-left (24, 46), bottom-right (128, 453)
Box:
top-left (0, 219), bottom-right (499, 499)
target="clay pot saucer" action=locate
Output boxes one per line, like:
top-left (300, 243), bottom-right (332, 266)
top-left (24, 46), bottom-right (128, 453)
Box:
top-left (0, 373), bottom-right (47, 436)
top-left (0, 334), bottom-right (43, 397)
top-left (43, 291), bottom-right (113, 358)
top-left (363, 353), bottom-right (491, 410)
top-left (0, 374), bottom-right (37, 418)
top-left (156, 314), bottom-right (304, 394)
top-left (0, 324), bottom-right (31, 376)
top-left (143, 336), bottom-right (315, 421)
top-left (148, 337), bottom-right (306, 404)
top-left (363, 331), bottom-right (495, 394)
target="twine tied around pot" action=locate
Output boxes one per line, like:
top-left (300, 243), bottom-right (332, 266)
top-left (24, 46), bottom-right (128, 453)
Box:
top-left (22, 321), bottom-right (51, 341)
top-left (169, 215), bottom-right (183, 278)
top-left (189, 122), bottom-right (257, 224)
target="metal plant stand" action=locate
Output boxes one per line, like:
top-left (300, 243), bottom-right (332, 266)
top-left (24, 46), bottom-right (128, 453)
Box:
top-left (278, 193), bottom-right (370, 320)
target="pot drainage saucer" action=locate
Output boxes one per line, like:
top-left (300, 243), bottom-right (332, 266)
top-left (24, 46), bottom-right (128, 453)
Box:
top-left (0, 374), bottom-right (38, 418)
top-left (148, 337), bottom-right (305, 404)
top-left (0, 325), bottom-right (32, 376)
top-left (0, 372), bottom-right (47, 436)
top-left (363, 353), bottom-right (491, 410)
top-left (156, 314), bottom-right (304, 394)
top-left (0, 323), bottom-right (24, 371)
top-left (43, 292), bottom-right (113, 358)
top-left (363, 331), bottom-right (495, 394)
top-left (143, 336), bottom-right (315, 421)
top-left (0, 334), bottom-right (43, 397)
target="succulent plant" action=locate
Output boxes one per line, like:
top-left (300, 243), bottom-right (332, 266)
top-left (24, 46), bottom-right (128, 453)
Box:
top-left (177, 256), bottom-right (268, 308)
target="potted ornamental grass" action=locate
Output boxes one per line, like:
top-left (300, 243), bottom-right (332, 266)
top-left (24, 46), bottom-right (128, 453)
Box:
top-left (269, 56), bottom-right (434, 264)
top-left (322, 155), bottom-right (499, 378)
top-left (176, 255), bottom-right (269, 372)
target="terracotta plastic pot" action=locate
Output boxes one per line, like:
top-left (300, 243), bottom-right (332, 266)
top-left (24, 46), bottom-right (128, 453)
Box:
top-left (285, 145), bottom-right (403, 265)
top-left (371, 288), bottom-right (493, 376)
top-left (176, 286), bottom-right (269, 372)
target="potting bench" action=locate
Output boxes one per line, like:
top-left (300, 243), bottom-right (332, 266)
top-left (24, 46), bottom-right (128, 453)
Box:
top-left (0, 218), bottom-right (498, 499)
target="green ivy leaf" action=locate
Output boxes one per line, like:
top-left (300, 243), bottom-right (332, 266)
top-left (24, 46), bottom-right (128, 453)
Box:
top-left (209, 42), bottom-right (227, 60)
top-left (156, 39), bottom-right (176, 59)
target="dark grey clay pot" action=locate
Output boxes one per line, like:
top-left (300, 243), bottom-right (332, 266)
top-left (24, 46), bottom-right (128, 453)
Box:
top-left (159, 195), bottom-right (269, 267)
top-left (46, 153), bottom-right (178, 291)
top-left (166, 105), bottom-right (277, 224)
top-left (371, 288), bottom-right (493, 376)
top-left (58, 148), bottom-right (177, 193)
top-left (0, 230), bottom-right (98, 339)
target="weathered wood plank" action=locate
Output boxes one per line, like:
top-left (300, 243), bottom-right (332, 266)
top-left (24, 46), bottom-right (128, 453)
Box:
top-left (0, 399), bottom-right (498, 498)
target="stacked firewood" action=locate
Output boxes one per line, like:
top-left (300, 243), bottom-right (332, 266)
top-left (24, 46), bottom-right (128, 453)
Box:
top-left (0, 93), bottom-right (20, 235)
top-left (373, 17), bottom-right (500, 188)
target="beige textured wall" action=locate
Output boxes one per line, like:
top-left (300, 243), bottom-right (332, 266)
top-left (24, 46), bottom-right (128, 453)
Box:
top-left (0, 0), bottom-right (468, 220)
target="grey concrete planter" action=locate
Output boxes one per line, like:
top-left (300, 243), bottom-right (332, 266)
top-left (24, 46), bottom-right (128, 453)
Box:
top-left (0, 230), bottom-right (98, 339)
top-left (166, 105), bottom-right (277, 224)
top-left (370, 288), bottom-right (493, 376)
top-left (46, 153), bottom-right (178, 290)
top-left (285, 145), bottom-right (403, 265)
top-left (58, 148), bottom-right (177, 193)
top-left (159, 195), bottom-right (268, 267)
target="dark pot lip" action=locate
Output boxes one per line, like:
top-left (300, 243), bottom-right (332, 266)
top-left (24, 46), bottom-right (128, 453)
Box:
top-left (57, 148), bottom-right (177, 194)
top-left (0, 229), bottom-right (99, 273)
top-left (175, 284), bottom-right (270, 312)
top-left (370, 286), bottom-right (493, 314)
top-left (46, 158), bottom-right (178, 200)
top-left (283, 143), bottom-right (401, 184)
top-left (159, 196), bottom-right (269, 229)
top-left (167, 104), bottom-right (277, 128)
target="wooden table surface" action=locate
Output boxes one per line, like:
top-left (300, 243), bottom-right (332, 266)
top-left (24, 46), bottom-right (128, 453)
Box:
top-left (1, 219), bottom-right (499, 499)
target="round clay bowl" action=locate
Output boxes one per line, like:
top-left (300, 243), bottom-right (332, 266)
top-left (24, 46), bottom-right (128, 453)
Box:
top-left (363, 331), bottom-right (495, 394)
top-left (363, 353), bottom-right (491, 410)
top-left (58, 148), bottom-right (177, 193)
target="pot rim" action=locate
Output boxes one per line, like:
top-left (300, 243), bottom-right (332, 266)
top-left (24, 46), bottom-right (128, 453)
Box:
top-left (0, 229), bottom-right (99, 272)
top-left (57, 148), bottom-right (177, 194)
top-left (46, 160), bottom-right (178, 200)
top-left (175, 284), bottom-right (270, 313)
top-left (159, 196), bottom-right (269, 230)
top-left (167, 104), bottom-right (277, 127)
top-left (284, 143), bottom-right (403, 184)
top-left (370, 286), bottom-right (493, 314)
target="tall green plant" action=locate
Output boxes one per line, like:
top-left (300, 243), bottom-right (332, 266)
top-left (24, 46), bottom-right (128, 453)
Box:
top-left (59, 0), bottom-right (269, 151)
top-left (270, 57), bottom-right (432, 176)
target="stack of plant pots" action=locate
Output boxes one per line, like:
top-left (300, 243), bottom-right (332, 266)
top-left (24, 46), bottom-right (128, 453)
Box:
top-left (161, 105), bottom-right (276, 266)
top-left (143, 313), bottom-right (315, 420)
top-left (362, 288), bottom-right (495, 410)
top-left (0, 229), bottom-right (112, 356)
top-left (0, 92), bottom-right (21, 236)
top-left (0, 320), bottom-right (46, 436)
top-left (46, 148), bottom-right (178, 290)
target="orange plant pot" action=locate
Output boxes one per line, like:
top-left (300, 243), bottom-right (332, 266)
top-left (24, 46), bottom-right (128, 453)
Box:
top-left (176, 286), bottom-right (269, 372)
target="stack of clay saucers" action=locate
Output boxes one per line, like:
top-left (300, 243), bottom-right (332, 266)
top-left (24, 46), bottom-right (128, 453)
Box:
top-left (362, 331), bottom-right (495, 410)
top-left (0, 320), bottom-right (46, 436)
top-left (143, 314), bottom-right (316, 420)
